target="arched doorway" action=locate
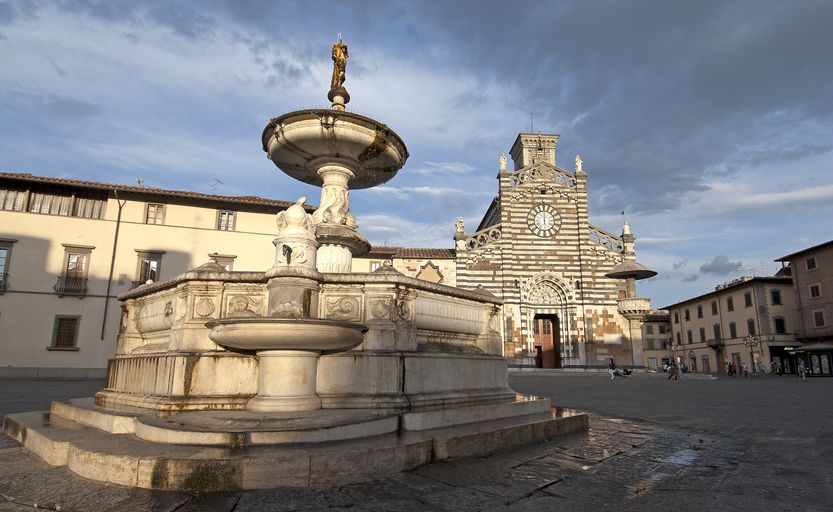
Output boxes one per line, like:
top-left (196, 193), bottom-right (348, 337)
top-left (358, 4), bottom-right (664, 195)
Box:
top-left (533, 314), bottom-right (561, 368)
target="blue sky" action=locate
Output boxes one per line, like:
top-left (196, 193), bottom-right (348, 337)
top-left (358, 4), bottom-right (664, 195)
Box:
top-left (2, 1), bottom-right (832, 307)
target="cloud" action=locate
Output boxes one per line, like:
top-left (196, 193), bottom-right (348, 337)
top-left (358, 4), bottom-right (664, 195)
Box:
top-left (672, 259), bottom-right (689, 270)
top-left (409, 161), bottom-right (475, 175)
top-left (356, 213), bottom-right (453, 248)
top-left (699, 256), bottom-right (742, 276)
top-left (682, 274), bottom-right (699, 282)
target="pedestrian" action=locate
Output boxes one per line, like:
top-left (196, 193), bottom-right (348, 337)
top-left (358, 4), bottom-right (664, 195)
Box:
top-left (770, 360), bottom-right (777, 376)
top-left (798, 359), bottom-right (807, 382)
top-left (608, 358), bottom-right (616, 380)
top-left (742, 362), bottom-right (749, 379)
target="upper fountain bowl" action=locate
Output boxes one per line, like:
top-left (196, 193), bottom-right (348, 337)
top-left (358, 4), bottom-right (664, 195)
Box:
top-left (262, 109), bottom-right (409, 189)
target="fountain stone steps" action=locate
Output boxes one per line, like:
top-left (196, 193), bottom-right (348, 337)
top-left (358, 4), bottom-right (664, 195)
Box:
top-left (3, 403), bottom-right (588, 490)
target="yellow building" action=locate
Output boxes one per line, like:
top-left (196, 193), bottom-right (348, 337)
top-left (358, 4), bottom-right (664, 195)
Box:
top-left (663, 276), bottom-right (798, 374)
top-left (641, 312), bottom-right (672, 371)
top-left (0, 172), bottom-right (301, 377)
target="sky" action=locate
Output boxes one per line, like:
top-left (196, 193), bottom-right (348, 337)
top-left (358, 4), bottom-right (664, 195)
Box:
top-left (1, 0), bottom-right (832, 307)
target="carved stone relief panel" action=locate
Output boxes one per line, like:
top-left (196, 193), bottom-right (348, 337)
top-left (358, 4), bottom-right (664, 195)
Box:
top-left (325, 296), bottom-right (362, 322)
top-left (194, 297), bottom-right (216, 319)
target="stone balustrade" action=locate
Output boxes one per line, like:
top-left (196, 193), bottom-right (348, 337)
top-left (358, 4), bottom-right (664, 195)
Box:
top-left (617, 297), bottom-right (652, 317)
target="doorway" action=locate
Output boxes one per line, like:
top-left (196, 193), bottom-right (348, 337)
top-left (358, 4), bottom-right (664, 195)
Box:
top-left (533, 314), bottom-right (561, 369)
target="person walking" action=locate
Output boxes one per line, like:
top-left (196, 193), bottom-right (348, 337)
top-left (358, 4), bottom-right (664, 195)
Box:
top-left (608, 358), bottom-right (617, 380)
top-left (798, 359), bottom-right (807, 382)
top-left (742, 362), bottom-right (749, 379)
top-left (770, 359), bottom-right (778, 376)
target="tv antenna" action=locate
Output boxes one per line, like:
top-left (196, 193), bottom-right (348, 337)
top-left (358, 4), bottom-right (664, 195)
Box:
top-left (210, 178), bottom-right (224, 193)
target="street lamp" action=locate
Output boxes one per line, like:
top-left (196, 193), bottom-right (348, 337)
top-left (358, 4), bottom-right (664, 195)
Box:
top-left (743, 335), bottom-right (763, 373)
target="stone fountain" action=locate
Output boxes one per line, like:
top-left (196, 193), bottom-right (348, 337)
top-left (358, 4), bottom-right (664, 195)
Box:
top-left (3, 39), bottom-right (588, 490)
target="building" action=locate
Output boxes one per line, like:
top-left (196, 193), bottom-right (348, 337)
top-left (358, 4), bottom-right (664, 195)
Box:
top-left (641, 311), bottom-right (672, 371)
top-left (352, 247), bottom-right (456, 284)
top-left (446, 133), bottom-right (655, 369)
top-left (775, 240), bottom-right (833, 376)
top-left (663, 276), bottom-right (798, 374)
top-left (0, 172), bottom-right (300, 377)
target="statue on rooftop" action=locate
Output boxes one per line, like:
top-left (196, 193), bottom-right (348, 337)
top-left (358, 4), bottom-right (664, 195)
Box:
top-left (575, 154), bottom-right (583, 173)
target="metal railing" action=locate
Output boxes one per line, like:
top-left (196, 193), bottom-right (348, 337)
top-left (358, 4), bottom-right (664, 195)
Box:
top-left (54, 276), bottom-right (88, 297)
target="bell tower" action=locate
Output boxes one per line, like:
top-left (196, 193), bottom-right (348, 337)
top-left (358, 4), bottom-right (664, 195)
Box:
top-left (508, 133), bottom-right (559, 169)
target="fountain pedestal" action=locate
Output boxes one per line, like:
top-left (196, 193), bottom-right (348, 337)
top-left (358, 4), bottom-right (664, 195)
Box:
top-left (251, 350), bottom-right (320, 411)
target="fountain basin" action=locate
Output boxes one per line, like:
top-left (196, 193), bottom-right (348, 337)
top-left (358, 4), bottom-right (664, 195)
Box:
top-left (262, 109), bottom-right (409, 189)
top-left (206, 317), bottom-right (367, 353)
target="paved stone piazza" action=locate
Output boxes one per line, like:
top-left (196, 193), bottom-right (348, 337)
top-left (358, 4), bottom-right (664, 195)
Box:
top-left (2, 373), bottom-right (831, 511)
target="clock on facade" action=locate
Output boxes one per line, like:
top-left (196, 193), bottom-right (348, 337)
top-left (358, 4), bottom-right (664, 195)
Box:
top-left (527, 204), bottom-right (561, 238)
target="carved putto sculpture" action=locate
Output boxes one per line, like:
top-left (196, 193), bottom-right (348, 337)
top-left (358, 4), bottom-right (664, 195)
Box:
top-left (499, 153), bottom-right (507, 171)
top-left (275, 196), bottom-right (316, 236)
top-left (575, 154), bottom-right (583, 173)
top-left (455, 217), bottom-right (465, 233)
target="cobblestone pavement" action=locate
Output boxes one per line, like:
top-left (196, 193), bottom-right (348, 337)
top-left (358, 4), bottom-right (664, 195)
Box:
top-left (1, 374), bottom-right (831, 511)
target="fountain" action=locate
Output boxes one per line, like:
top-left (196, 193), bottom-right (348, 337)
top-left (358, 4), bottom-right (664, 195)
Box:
top-left (2, 39), bottom-right (588, 490)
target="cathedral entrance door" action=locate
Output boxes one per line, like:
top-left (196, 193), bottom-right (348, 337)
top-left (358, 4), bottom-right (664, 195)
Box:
top-left (533, 314), bottom-right (561, 369)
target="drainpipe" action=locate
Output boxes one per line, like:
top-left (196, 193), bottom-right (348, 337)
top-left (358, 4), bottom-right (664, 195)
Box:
top-left (101, 191), bottom-right (126, 340)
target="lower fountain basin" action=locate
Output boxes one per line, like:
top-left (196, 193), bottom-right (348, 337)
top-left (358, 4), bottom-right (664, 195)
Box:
top-left (206, 317), bottom-right (367, 353)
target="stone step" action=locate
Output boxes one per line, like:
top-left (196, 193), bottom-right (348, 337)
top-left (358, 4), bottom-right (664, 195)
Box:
top-left (3, 407), bottom-right (588, 491)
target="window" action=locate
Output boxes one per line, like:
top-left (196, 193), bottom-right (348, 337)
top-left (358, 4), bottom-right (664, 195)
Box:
top-left (699, 327), bottom-right (706, 343)
top-left (774, 317), bottom-right (786, 335)
top-left (813, 310), bottom-right (826, 328)
top-left (72, 193), bottom-right (107, 219)
top-left (659, 324), bottom-right (667, 334)
top-left (771, 289), bottom-right (782, 305)
top-left (727, 297), bottom-right (734, 311)
top-left (618, 289), bottom-right (627, 300)
top-left (713, 324), bottom-right (721, 341)
top-left (687, 330), bottom-right (692, 344)
top-left (676, 332), bottom-right (681, 345)
top-left (50, 315), bottom-right (80, 350)
top-left (134, 250), bottom-right (164, 286)
top-left (744, 292), bottom-right (753, 308)
top-left (809, 284), bottom-right (822, 299)
top-left (0, 188), bottom-right (26, 211)
top-left (806, 257), bottom-right (817, 271)
top-left (145, 203), bottom-right (165, 224)
top-left (711, 301), bottom-right (718, 315)
top-left (729, 322), bottom-right (737, 338)
top-left (370, 261), bottom-right (382, 272)
top-left (217, 210), bottom-right (236, 231)
top-left (0, 239), bottom-right (15, 292)
top-left (646, 325), bottom-right (654, 335)
top-left (697, 305), bottom-right (703, 318)
top-left (648, 357), bottom-right (658, 369)
top-left (55, 245), bottom-right (93, 296)
top-left (647, 339), bottom-right (656, 350)
top-left (685, 309), bottom-right (690, 321)
top-left (29, 191), bottom-right (71, 216)
top-left (747, 319), bottom-right (756, 336)
top-left (674, 312), bottom-right (679, 323)
top-left (209, 253), bottom-right (235, 271)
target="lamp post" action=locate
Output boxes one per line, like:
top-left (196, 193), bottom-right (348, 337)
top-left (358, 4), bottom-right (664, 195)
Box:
top-left (743, 335), bottom-right (760, 373)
